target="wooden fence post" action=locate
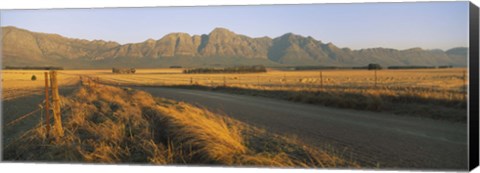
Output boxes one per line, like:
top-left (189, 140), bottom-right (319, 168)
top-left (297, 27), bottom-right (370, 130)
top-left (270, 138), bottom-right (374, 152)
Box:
top-left (223, 76), bottom-right (226, 87)
top-left (374, 69), bottom-right (378, 88)
top-left (49, 71), bottom-right (64, 139)
top-left (319, 71), bottom-right (323, 91)
top-left (44, 72), bottom-right (50, 137)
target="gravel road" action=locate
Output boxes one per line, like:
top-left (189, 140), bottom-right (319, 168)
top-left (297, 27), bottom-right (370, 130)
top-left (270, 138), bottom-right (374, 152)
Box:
top-left (135, 86), bottom-right (468, 170)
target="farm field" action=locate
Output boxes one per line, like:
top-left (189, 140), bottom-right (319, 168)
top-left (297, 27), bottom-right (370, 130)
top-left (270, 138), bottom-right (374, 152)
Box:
top-left (2, 68), bottom-right (468, 121)
top-left (85, 68), bottom-right (467, 103)
top-left (79, 68), bottom-right (467, 92)
top-left (1, 70), bottom-right (80, 101)
top-left (88, 68), bottom-right (468, 122)
top-left (3, 68), bottom-right (467, 94)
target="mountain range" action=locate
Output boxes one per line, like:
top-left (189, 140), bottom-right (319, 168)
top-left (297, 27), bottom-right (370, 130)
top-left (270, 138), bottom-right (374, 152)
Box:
top-left (1, 26), bottom-right (468, 68)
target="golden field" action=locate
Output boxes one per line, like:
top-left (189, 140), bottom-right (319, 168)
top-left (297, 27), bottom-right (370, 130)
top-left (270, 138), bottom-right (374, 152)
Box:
top-left (1, 70), bottom-right (80, 100)
top-left (3, 68), bottom-right (467, 93)
top-left (2, 68), bottom-right (467, 121)
top-left (61, 68), bottom-right (466, 92)
top-left (84, 67), bottom-right (467, 122)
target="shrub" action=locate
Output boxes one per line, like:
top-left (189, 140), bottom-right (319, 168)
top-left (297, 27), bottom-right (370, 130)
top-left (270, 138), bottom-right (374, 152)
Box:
top-left (31, 75), bottom-right (37, 81)
top-left (367, 63), bottom-right (382, 70)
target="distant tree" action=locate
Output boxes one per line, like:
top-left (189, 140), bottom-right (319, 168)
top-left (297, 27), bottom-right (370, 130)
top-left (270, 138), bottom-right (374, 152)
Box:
top-left (31, 75), bottom-right (37, 81)
top-left (368, 63), bottom-right (382, 70)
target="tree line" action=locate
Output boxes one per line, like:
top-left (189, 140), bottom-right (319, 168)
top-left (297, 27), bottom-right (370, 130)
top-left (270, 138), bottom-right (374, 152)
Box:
top-left (4, 66), bottom-right (64, 70)
top-left (183, 65), bottom-right (267, 74)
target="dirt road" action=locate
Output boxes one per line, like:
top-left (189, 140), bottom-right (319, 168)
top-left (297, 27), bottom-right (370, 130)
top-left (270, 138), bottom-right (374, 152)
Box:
top-left (135, 86), bottom-right (468, 170)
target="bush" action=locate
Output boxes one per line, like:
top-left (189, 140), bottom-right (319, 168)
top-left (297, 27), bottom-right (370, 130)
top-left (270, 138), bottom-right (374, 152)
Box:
top-left (31, 75), bottom-right (37, 81)
top-left (367, 63), bottom-right (382, 70)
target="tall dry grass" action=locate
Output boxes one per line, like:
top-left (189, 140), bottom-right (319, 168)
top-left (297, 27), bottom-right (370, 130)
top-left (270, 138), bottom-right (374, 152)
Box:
top-left (3, 82), bottom-right (358, 168)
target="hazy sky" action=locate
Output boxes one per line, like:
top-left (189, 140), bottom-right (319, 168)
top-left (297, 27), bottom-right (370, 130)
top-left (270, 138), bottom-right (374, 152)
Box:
top-left (0, 2), bottom-right (469, 50)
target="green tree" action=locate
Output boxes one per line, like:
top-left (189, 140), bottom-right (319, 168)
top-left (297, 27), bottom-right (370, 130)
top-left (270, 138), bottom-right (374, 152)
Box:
top-left (368, 63), bottom-right (382, 70)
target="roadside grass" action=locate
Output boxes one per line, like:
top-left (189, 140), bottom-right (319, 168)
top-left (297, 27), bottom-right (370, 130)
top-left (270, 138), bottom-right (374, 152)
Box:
top-left (3, 83), bottom-right (359, 168)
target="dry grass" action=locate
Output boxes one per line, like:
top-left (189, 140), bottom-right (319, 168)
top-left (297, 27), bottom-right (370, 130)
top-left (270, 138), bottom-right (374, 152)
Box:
top-left (88, 68), bottom-right (466, 93)
top-left (83, 68), bottom-right (466, 122)
top-left (3, 82), bottom-right (358, 168)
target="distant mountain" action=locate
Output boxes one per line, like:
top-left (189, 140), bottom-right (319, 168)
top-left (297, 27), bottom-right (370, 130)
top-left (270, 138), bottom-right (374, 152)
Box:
top-left (1, 26), bottom-right (468, 68)
top-left (445, 47), bottom-right (468, 65)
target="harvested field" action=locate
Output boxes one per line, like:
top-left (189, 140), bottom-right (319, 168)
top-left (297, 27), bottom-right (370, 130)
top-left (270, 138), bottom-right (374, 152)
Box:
top-left (1, 70), bottom-right (80, 100)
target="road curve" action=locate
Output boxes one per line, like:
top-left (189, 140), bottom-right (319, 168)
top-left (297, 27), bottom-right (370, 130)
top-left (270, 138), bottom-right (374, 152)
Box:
top-left (134, 86), bottom-right (467, 170)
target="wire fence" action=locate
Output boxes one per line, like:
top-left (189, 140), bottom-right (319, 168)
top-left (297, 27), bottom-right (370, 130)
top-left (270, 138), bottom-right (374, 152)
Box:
top-left (3, 101), bottom-right (46, 150)
top-left (3, 98), bottom-right (72, 149)
top-left (5, 106), bottom-right (44, 128)
top-left (3, 71), bottom-right (68, 148)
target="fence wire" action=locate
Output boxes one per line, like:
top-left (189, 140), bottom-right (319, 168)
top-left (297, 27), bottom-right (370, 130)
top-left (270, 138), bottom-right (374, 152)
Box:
top-left (5, 106), bottom-right (43, 127)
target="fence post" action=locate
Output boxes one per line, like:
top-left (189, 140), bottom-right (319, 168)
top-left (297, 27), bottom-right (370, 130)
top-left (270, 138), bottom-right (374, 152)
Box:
top-left (44, 72), bottom-right (50, 137)
top-left (49, 71), bottom-right (64, 139)
top-left (374, 69), bottom-right (377, 88)
top-left (319, 71), bottom-right (323, 91)
top-left (223, 76), bottom-right (226, 87)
